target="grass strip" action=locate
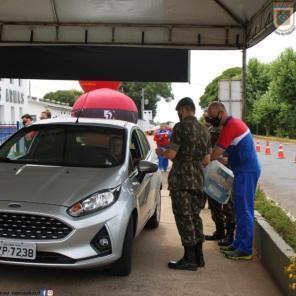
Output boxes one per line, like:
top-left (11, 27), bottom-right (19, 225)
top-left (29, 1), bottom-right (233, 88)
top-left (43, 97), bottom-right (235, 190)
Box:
top-left (255, 189), bottom-right (296, 252)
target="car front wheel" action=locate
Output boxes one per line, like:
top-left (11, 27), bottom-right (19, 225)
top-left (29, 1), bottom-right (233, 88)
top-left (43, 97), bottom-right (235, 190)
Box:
top-left (111, 215), bottom-right (134, 276)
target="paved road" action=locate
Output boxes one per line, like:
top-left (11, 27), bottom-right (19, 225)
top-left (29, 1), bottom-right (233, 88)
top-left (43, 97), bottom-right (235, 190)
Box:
top-left (255, 139), bottom-right (296, 218)
top-left (0, 185), bottom-right (282, 296)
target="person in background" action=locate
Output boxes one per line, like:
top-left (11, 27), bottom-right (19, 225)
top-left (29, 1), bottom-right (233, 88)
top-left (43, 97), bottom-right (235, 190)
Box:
top-left (21, 114), bottom-right (34, 145)
top-left (156, 97), bottom-right (211, 271)
top-left (109, 136), bottom-right (123, 162)
top-left (40, 110), bottom-right (52, 120)
top-left (21, 114), bottom-right (33, 127)
top-left (203, 112), bottom-right (226, 241)
top-left (153, 125), bottom-right (171, 172)
top-left (207, 101), bottom-right (260, 260)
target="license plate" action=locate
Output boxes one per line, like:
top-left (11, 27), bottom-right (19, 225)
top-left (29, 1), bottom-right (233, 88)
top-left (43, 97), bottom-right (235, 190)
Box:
top-left (0, 241), bottom-right (36, 260)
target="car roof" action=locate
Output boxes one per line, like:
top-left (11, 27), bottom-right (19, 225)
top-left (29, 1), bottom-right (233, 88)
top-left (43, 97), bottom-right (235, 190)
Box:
top-left (32, 117), bottom-right (137, 130)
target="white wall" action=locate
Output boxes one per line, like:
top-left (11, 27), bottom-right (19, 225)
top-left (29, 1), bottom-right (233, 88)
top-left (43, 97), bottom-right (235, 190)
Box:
top-left (0, 78), bottom-right (28, 123)
top-left (0, 78), bottom-right (71, 123)
top-left (137, 119), bottom-right (153, 132)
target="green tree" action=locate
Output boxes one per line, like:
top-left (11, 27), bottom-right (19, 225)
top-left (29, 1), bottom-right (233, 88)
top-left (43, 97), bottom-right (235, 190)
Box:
top-left (246, 58), bottom-right (271, 129)
top-left (199, 67), bottom-right (241, 109)
top-left (121, 82), bottom-right (174, 118)
top-left (199, 48), bottom-right (296, 138)
top-left (43, 90), bottom-right (83, 107)
top-left (251, 92), bottom-right (279, 136)
top-left (246, 58), bottom-right (271, 105)
top-left (275, 103), bottom-right (296, 138)
top-left (269, 48), bottom-right (296, 106)
top-left (267, 48), bottom-right (296, 138)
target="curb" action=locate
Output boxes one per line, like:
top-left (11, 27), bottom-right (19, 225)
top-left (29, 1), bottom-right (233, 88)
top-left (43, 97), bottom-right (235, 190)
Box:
top-left (254, 135), bottom-right (296, 145)
top-left (254, 211), bottom-right (296, 296)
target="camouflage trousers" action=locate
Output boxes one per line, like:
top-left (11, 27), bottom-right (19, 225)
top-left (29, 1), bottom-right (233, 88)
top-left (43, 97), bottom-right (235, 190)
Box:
top-left (170, 190), bottom-right (206, 246)
top-left (207, 192), bottom-right (235, 229)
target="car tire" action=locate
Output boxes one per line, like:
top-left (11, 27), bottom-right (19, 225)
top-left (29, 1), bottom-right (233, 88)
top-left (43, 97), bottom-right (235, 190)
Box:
top-left (111, 216), bottom-right (134, 276)
top-left (146, 191), bottom-right (161, 229)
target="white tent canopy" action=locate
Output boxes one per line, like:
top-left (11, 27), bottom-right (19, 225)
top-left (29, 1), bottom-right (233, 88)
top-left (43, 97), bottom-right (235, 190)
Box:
top-left (0, 0), bottom-right (294, 49)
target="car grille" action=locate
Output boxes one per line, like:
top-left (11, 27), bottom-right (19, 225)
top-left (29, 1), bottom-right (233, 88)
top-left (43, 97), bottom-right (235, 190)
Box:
top-left (0, 212), bottom-right (72, 240)
top-left (0, 252), bottom-right (76, 264)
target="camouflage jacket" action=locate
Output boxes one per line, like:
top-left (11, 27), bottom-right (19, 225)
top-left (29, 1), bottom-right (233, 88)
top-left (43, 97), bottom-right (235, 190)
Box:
top-left (168, 116), bottom-right (211, 190)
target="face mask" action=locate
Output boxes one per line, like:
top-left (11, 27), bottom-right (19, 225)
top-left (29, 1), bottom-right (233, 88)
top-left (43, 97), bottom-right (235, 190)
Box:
top-left (208, 116), bottom-right (221, 127)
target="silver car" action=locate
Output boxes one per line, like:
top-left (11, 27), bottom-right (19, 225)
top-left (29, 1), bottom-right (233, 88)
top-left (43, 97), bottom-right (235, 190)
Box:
top-left (0, 118), bottom-right (162, 276)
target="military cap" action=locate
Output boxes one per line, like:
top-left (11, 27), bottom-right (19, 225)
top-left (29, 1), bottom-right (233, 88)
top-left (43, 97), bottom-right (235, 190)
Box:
top-left (175, 97), bottom-right (196, 112)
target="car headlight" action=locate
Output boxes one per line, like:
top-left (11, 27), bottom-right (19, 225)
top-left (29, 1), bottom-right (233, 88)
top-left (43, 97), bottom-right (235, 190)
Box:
top-left (68, 186), bottom-right (121, 217)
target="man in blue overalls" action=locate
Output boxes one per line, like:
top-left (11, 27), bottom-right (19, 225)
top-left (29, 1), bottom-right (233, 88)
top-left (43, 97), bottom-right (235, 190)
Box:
top-left (207, 102), bottom-right (261, 260)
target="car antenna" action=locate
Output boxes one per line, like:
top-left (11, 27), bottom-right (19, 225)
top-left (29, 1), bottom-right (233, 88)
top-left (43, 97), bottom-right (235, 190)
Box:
top-left (75, 91), bottom-right (90, 124)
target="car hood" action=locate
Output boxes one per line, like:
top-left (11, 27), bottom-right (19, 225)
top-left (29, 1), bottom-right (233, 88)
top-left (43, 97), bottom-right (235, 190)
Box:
top-left (0, 163), bottom-right (126, 207)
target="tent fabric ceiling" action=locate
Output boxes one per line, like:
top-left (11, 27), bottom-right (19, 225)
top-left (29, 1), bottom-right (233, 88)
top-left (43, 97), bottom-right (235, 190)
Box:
top-left (0, 0), bottom-right (293, 49)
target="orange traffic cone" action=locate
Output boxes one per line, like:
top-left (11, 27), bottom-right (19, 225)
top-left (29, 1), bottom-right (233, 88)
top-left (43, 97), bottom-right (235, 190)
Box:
top-left (277, 144), bottom-right (285, 159)
top-left (265, 140), bottom-right (271, 155)
top-left (255, 141), bottom-right (261, 152)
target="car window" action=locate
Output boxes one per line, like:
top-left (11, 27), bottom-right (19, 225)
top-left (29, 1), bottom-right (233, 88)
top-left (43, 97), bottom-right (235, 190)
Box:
top-left (3, 128), bottom-right (64, 163)
top-left (129, 130), bottom-right (143, 172)
top-left (0, 124), bottom-right (126, 168)
top-left (136, 129), bottom-right (151, 158)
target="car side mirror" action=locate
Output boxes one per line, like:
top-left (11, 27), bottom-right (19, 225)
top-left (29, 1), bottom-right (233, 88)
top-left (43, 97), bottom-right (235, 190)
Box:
top-left (138, 160), bottom-right (158, 173)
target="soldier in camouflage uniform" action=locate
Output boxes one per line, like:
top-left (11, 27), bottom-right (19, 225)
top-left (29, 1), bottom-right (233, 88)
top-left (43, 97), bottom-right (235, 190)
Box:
top-left (156, 97), bottom-right (211, 271)
top-left (221, 193), bottom-right (235, 246)
top-left (204, 113), bottom-right (236, 247)
top-left (204, 125), bottom-right (226, 240)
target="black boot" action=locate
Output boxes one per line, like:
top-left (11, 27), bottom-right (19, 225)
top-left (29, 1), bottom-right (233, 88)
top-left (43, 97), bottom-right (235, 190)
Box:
top-left (195, 243), bottom-right (205, 267)
top-left (205, 225), bottom-right (225, 241)
top-left (168, 246), bottom-right (198, 271)
top-left (218, 224), bottom-right (235, 247)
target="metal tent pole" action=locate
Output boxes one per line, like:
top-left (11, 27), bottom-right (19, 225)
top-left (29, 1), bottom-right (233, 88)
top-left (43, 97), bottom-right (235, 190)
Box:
top-left (242, 30), bottom-right (247, 122)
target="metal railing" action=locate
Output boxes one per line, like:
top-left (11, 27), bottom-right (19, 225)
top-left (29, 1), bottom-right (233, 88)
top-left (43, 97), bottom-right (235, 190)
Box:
top-left (0, 122), bottom-right (20, 145)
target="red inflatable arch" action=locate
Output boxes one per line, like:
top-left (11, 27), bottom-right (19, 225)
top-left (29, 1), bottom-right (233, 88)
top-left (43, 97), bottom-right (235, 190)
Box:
top-left (72, 88), bottom-right (138, 123)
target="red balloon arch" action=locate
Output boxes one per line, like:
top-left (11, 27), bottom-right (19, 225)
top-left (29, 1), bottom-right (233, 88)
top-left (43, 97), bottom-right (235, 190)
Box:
top-left (72, 88), bottom-right (138, 123)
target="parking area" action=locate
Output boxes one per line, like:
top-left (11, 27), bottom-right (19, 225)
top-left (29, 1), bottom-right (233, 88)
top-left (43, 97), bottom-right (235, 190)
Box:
top-left (0, 177), bottom-right (282, 296)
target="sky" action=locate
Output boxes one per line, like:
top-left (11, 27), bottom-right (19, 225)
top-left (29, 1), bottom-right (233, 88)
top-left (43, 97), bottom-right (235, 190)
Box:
top-left (30, 27), bottom-right (296, 124)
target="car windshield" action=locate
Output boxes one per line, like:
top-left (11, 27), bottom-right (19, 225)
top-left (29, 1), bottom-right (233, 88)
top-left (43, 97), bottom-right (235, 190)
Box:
top-left (0, 124), bottom-right (126, 168)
